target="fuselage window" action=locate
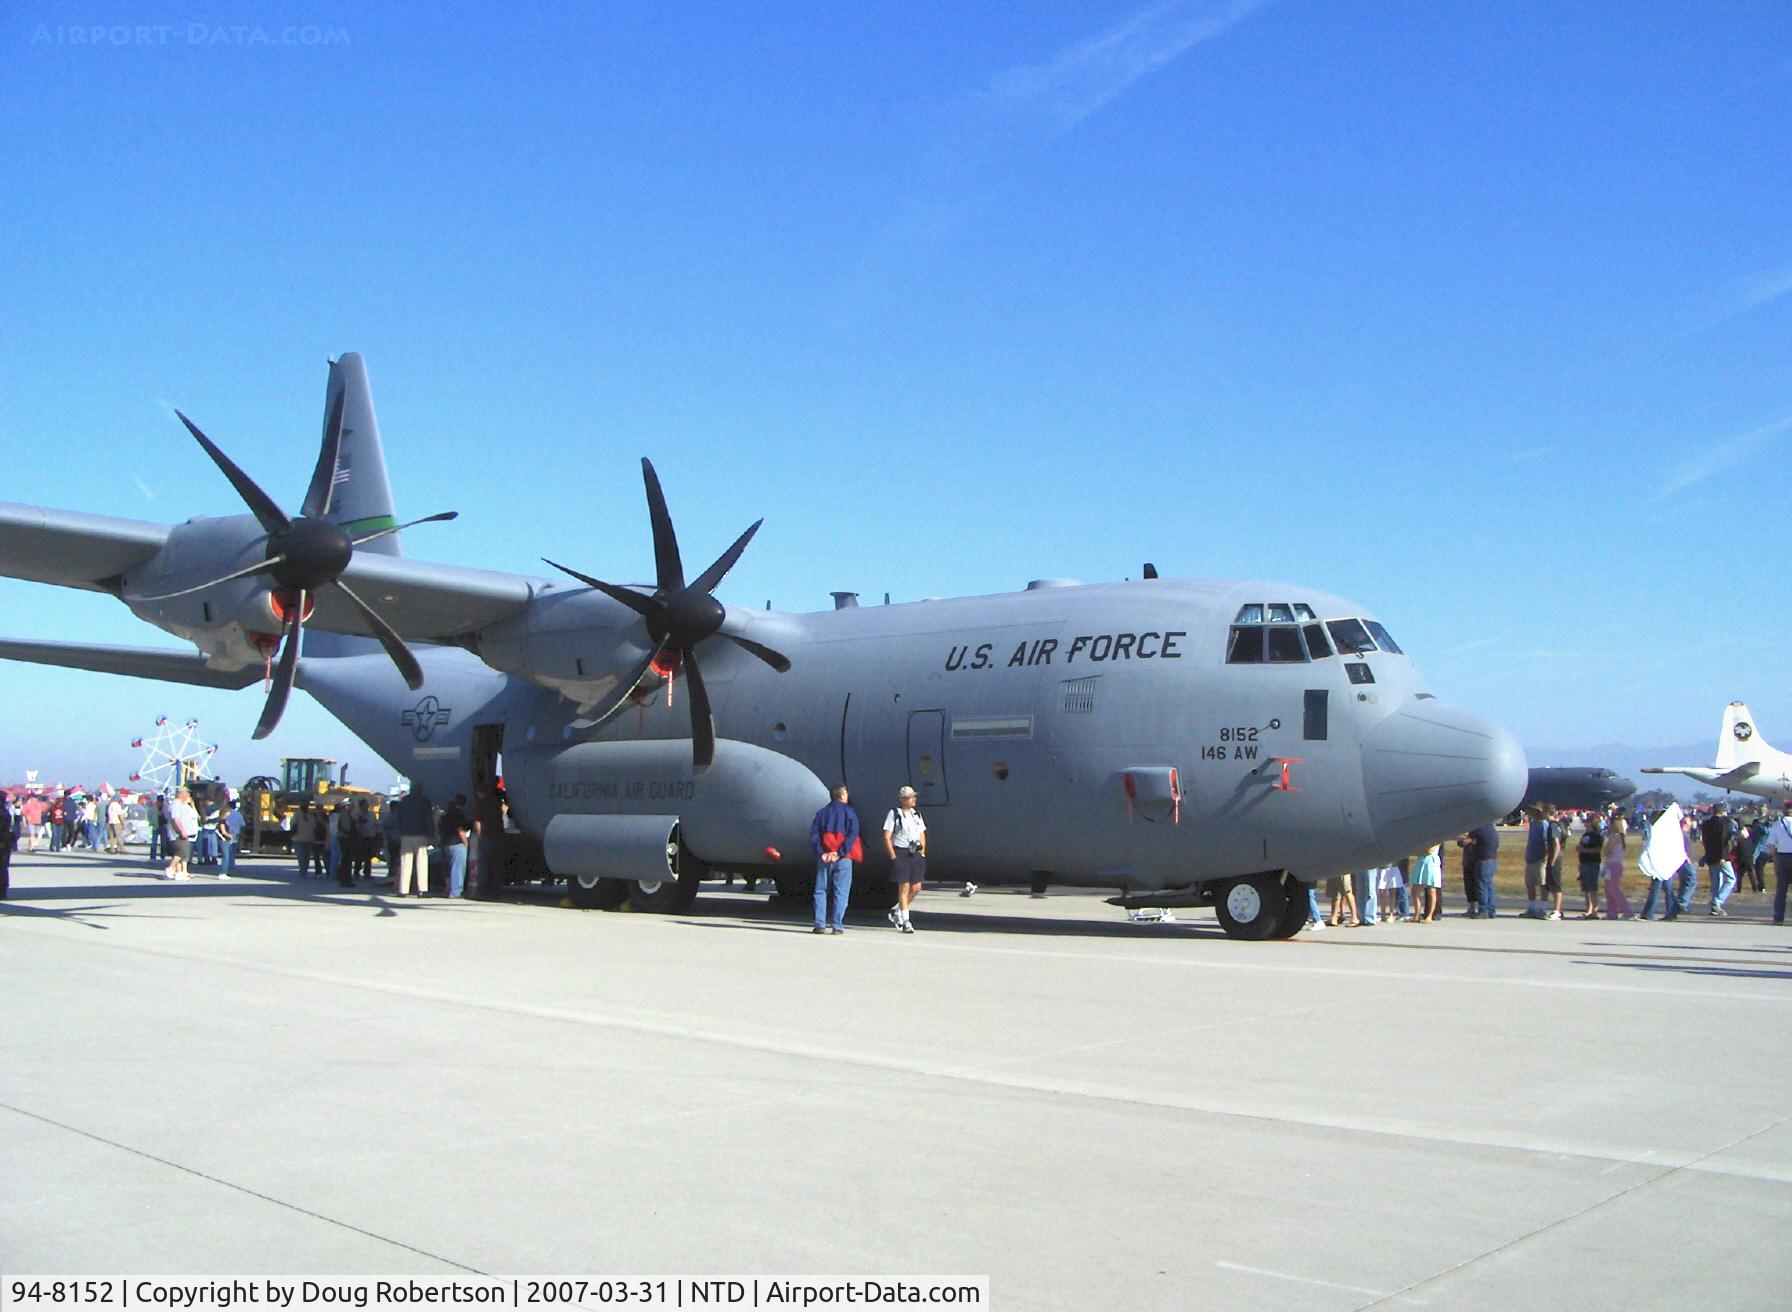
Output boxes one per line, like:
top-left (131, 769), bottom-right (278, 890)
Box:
top-left (1327, 618), bottom-right (1376, 655)
top-left (1265, 626), bottom-right (1306, 662)
top-left (1227, 625), bottom-right (1266, 663)
top-left (1266, 603), bottom-right (1295, 623)
top-left (1234, 604), bottom-right (1265, 624)
top-left (1302, 623), bottom-right (1334, 658)
top-left (1364, 620), bottom-right (1403, 655)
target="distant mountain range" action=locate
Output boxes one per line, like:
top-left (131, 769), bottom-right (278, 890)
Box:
top-left (1528, 742), bottom-right (1716, 801)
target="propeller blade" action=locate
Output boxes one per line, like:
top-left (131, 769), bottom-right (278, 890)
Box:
top-left (640, 458), bottom-right (684, 592)
top-left (331, 579), bottom-right (424, 690)
top-left (350, 510), bottom-right (459, 548)
top-left (682, 647), bottom-right (716, 776)
top-left (542, 559), bottom-right (658, 620)
top-left (570, 642), bottom-right (666, 728)
top-left (252, 595), bottom-right (305, 740)
top-left (720, 631), bottom-right (791, 673)
top-left (176, 410), bottom-right (291, 534)
top-left (301, 385), bottom-right (348, 519)
top-left (131, 553), bottom-right (284, 602)
top-left (689, 518), bottom-right (762, 597)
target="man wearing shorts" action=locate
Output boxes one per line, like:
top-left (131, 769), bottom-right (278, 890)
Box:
top-left (163, 787), bottom-right (198, 880)
top-left (883, 785), bottom-right (927, 934)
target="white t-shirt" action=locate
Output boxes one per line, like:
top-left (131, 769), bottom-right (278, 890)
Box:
top-left (1767, 817), bottom-right (1792, 853)
top-left (884, 807), bottom-right (926, 848)
top-left (167, 798), bottom-right (199, 840)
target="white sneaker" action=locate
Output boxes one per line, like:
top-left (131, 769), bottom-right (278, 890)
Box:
top-left (900, 921), bottom-right (916, 934)
top-left (887, 908), bottom-right (901, 928)
top-left (1546, 910), bottom-right (1562, 921)
top-left (1306, 919), bottom-right (1325, 931)
top-left (217, 873), bottom-right (231, 881)
top-left (960, 883), bottom-right (978, 897)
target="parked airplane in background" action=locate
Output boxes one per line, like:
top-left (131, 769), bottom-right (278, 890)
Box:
top-left (1521, 767), bottom-right (1636, 813)
top-left (1643, 702), bottom-right (1792, 803)
top-left (0, 354), bottom-right (1527, 939)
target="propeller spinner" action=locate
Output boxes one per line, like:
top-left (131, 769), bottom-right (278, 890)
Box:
top-left (136, 387), bottom-right (456, 739)
top-left (545, 458), bottom-right (791, 775)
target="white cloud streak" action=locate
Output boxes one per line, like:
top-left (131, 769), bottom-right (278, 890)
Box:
top-left (1649, 412), bottom-right (1792, 505)
top-left (979, 0), bottom-right (1271, 135)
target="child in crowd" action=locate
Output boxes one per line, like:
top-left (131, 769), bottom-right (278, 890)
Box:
top-left (1602, 812), bottom-right (1634, 919)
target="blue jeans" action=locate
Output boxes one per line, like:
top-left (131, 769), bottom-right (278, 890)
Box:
top-left (1707, 860), bottom-right (1736, 910)
top-left (1353, 871), bottom-right (1379, 922)
top-left (814, 857), bottom-right (852, 929)
top-left (447, 844), bottom-right (467, 897)
top-left (1306, 887), bottom-right (1323, 923)
top-left (1395, 884), bottom-right (1411, 919)
top-left (221, 840), bottom-right (236, 876)
top-left (1672, 863), bottom-right (1698, 913)
top-left (1642, 878), bottom-right (1670, 919)
top-left (327, 836), bottom-right (342, 881)
top-left (1473, 859), bottom-right (1498, 915)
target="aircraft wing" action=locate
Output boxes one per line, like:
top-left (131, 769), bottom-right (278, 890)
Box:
top-left (0, 503), bottom-right (169, 592)
top-left (0, 638), bottom-right (262, 688)
top-left (315, 553), bottom-right (541, 640)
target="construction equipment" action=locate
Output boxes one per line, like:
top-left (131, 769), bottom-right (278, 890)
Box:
top-left (239, 757), bottom-right (383, 856)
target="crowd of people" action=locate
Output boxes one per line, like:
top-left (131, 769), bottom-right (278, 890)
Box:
top-left (0, 782), bottom-right (490, 899)
top-left (1308, 798), bottom-right (1792, 928)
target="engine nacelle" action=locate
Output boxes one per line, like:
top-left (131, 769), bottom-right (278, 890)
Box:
top-left (119, 514), bottom-right (292, 668)
top-left (471, 583), bottom-right (656, 709)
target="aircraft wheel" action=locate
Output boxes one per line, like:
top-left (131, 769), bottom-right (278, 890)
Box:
top-left (1214, 875), bottom-right (1286, 941)
top-left (1269, 882), bottom-right (1310, 939)
top-left (626, 869), bottom-right (701, 914)
top-left (567, 870), bottom-right (628, 910)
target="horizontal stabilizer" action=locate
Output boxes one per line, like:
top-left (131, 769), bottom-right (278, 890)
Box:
top-left (0, 637), bottom-right (261, 689)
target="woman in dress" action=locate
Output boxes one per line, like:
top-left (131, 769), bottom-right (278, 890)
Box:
top-left (1409, 844), bottom-right (1442, 921)
top-left (1602, 812), bottom-right (1634, 919)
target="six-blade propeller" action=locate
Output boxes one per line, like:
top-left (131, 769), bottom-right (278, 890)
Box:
top-left (545, 457), bottom-right (791, 775)
top-left (142, 389), bottom-right (457, 739)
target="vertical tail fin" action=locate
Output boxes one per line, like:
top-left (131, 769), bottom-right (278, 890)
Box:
top-left (1715, 701), bottom-right (1767, 769)
top-left (307, 353), bottom-right (401, 659)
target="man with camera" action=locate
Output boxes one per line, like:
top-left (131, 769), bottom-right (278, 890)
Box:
top-left (883, 784), bottom-right (928, 934)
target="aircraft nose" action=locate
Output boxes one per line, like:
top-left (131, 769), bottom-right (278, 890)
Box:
top-left (1363, 700), bottom-right (1527, 852)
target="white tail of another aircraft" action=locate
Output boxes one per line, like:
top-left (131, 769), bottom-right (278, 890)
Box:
top-left (1715, 701), bottom-right (1772, 771)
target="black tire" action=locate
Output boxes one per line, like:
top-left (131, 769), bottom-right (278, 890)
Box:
top-left (1213, 874), bottom-right (1287, 941)
top-left (625, 868), bottom-right (701, 913)
top-left (567, 870), bottom-right (628, 910)
top-left (1269, 881), bottom-right (1310, 939)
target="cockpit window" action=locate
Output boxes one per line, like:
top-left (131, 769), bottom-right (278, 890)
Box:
top-left (1227, 626), bottom-right (1265, 663)
top-left (1327, 618), bottom-right (1376, 654)
top-left (1302, 623), bottom-right (1334, 658)
top-left (1364, 620), bottom-right (1403, 655)
top-left (1265, 626), bottom-right (1305, 662)
top-left (1266, 603), bottom-right (1295, 623)
top-left (1234, 604), bottom-right (1264, 624)
top-left (1293, 603), bottom-right (1317, 621)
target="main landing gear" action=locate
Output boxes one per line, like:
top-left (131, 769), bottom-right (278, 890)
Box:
top-left (1213, 874), bottom-right (1308, 941)
top-left (564, 834), bottom-right (704, 914)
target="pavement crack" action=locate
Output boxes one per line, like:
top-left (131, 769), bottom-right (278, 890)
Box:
top-left (0, 1100), bottom-right (484, 1273)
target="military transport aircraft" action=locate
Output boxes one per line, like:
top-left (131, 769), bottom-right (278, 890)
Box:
top-left (1643, 702), bottom-right (1792, 803)
top-left (0, 354), bottom-right (1526, 939)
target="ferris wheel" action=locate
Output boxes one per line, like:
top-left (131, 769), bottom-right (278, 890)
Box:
top-left (129, 717), bottom-right (218, 794)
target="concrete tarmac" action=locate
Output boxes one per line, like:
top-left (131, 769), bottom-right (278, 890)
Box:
top-left (3, 851), bottom-right (1790, 1309)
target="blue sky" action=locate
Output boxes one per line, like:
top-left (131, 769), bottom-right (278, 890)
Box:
top-left (1, 0), bottom-right (1788, 785)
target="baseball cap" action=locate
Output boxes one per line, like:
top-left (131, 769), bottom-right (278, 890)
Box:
top-left (897, 785), bottom-right (917, 798)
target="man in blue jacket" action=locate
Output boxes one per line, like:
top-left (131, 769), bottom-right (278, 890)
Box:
top-left (809, 785), bottom-right (861, 935)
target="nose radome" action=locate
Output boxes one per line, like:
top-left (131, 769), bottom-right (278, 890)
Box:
top-left (1363, 700), bottom-right (1527, 853)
